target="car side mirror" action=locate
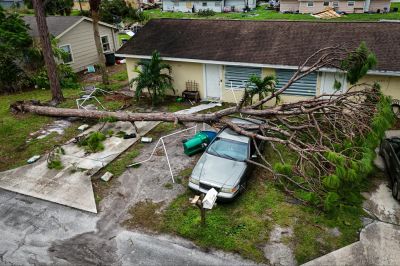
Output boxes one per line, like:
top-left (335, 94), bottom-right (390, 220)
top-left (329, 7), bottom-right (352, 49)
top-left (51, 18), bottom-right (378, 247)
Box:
top-left (251, 154), bottom-right (257, 159)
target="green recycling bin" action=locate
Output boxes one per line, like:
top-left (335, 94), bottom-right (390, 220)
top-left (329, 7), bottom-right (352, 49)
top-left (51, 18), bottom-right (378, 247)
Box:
top-left (183, 131), bottom-right (217, 156)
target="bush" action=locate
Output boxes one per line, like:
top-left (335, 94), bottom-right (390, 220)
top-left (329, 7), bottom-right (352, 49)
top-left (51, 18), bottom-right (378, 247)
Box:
top-left (197, 9), bottom-right (216, 17)
top-left (31, 64), bottom-right (79, 90)
top-left (78, 132), bottom-right (107, 153)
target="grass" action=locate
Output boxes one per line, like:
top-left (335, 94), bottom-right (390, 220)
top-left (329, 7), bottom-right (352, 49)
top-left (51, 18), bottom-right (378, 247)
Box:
top-left (124, 200), bottom-right (164, 231)
top-left (144, 5), bottom-right (400, 21)
top-left (157, 172), bottom-right (363, 263)
top-left (102, 143), bottom-right (143, 177)
top-left (123, 142), bottom-right (365, 263)
top-left (0, 88), bottom-right (81, 171)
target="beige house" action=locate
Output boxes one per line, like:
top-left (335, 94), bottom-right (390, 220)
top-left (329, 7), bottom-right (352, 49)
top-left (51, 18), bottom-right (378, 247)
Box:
top-left (23, 16), bottom-right (120, 72)
top-left (116, 19), bottom-right (400, 104)
top-left (280, 0), bottom-right (391, 14)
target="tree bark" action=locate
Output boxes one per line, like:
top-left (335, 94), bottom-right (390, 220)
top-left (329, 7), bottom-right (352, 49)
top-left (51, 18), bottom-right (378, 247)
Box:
top-left (89, 0), bottom-right (110, 85)
top-left (78, 0), bottom-right (83, 13)
top-left (32, 0), bottom-right (64, 104)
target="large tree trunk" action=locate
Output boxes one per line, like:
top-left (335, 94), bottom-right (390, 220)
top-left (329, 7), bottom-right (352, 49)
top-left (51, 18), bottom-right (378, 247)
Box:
top-left (32, 0), bottom-right (64, 104)
top-left (89, 0), bottom-right (110, 85)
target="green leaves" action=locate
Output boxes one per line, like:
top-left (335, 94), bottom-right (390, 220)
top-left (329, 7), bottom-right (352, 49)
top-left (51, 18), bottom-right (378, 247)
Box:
top-left (341, 42), bottom-right (377, 85)
top-left (245, 74), bottom-right (277, 107)
top-left (323, 175), bottom-right (340, 190)
top-left (273, 162), bottom-right (293, 176)
top-left (130, 51), bottom-right (174, 106)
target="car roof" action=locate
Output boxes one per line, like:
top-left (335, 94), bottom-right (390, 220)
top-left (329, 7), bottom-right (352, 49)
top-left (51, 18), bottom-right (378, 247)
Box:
top-left (218, 128), bottom-right (250, 143)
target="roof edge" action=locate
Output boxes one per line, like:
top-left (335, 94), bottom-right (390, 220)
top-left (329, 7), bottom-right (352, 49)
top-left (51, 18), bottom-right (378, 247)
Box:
top-left (115, 54), bottom-right (400, 75)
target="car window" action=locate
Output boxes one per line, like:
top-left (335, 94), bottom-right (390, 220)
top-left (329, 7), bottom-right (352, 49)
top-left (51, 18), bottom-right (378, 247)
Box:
top-left (207, 138), bottom-right (248, 161)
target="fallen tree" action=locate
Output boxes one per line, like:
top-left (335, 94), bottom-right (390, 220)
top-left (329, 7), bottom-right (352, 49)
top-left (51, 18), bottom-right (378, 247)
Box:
top-left (11, 43), bottom-right (395, 211)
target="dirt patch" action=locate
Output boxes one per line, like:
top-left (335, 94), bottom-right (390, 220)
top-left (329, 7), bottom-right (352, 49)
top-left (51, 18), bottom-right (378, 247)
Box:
top-left (124, 200), bottom-right (164, 232)
top-left (78, 64), bottom-right (126, 84)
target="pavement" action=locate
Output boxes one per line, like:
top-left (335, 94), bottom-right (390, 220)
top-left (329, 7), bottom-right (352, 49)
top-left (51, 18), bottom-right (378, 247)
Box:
top-left (0, 102), bottom-right (220, 214)
top-left (0, 120), bottom-right (255, 265)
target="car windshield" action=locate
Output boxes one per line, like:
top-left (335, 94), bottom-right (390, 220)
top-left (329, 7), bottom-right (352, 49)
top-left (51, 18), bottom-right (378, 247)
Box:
top-left (207, 138), bottom-right (248, 161)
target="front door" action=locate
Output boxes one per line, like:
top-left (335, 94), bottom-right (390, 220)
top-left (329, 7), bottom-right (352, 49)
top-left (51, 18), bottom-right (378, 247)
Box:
top-left (320, 72), bottom-right (347, 96)
top-left (205, 64), bottom-right (221, 99)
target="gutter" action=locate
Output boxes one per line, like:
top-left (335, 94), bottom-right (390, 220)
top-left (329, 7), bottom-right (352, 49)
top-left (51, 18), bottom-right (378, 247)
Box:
top-left (114, 54), bottom-right (400, 77)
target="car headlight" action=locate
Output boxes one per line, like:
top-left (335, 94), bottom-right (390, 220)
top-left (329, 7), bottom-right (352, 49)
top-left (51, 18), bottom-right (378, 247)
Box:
top-left (189, 177), bottom-right (200, 185)
top-left (221, 184), bottom-right (239, 193)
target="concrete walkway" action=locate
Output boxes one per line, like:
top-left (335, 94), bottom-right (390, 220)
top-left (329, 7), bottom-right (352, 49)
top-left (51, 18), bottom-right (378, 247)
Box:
top-left (0, 103), bottom-right (220, 214)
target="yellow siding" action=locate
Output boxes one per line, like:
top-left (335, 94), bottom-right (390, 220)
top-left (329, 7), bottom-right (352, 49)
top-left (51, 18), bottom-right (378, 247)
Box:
top-left (357, 75), bottom-right (400, 100)
top-left (168, 61), bottom-right (205, 98)
top-left (126, 59), bottom-right (205, 98)
top-left (125, 58), bottom-right (400, 103)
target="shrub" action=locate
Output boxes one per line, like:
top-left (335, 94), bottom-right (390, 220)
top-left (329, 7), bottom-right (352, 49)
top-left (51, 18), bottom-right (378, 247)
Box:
top-left (78, 132), bottom-right (107, 153)
top-left (197, 9), bottom-right (216, 17)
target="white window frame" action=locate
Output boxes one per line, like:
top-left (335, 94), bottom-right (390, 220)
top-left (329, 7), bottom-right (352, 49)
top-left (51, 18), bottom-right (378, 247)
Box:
top-left (333, 1), bottom-right (339, 7)
top-left (323, 1), bottom-right (330, 6)
top-left (59, 44), bottom-right (74, 64)
top-left (307, 1), bottom-right (314, 7)
top-left (101, 35), bottom-right (111, 52)
top-left (347, 1), bottom-right (354, 6)
top-left (215, 1), bottom-right (221, 6)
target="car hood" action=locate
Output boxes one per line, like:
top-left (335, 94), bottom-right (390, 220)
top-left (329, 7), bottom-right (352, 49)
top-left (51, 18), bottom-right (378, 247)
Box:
top-left (192, 153), bottom-right (247, 187)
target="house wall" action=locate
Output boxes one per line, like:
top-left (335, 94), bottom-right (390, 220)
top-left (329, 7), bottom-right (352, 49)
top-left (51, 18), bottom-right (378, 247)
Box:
top-left (72, 0), bottom-right (90, 10)
top-left (280, 0), bottom-right (300, 12)
top-left (126, 59), bottom-right (206, 98)
top-left (224, 0), bottom-right (257, 10)
top-left (125, 58), bottom-right (400, 103)
top-left (297, 0), bottom-right (365, 13)
top-left (368, 0), bottom-right (390, 12)
top-left (58, 20), bottom-right (119, 72)
top-left (163, 0), bottom-right (223, 12)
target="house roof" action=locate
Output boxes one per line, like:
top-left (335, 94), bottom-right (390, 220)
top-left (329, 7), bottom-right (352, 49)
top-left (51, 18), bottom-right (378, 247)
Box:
top-left (117, 19), bottom-right (400, 73)
top-left (22, 16), bottom-right (117, 39)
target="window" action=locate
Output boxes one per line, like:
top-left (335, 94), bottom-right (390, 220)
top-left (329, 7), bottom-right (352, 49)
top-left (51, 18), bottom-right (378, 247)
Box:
top-left (59, 44), bottom-right (73, 64)
top-left (215, 1), bottom-right (221, 6)
top-left (307, 1), bottom-right (313, 7)
top-left (101, 35), bottom-right (111, 52)
top-left (174, 1), bottom-right (179, 6)
top-left (333, 1), bottom-right (339, 7)
top-left (224, 66), bottom-right (261, 88)
top-left (323, 1), bottom-right (329, 6)
top-left (276, 69), bottom-right (317, 96)
top-left (348, 1), bottom-right (354, 6)
top-left (202, 2), bottom-right (207, 6)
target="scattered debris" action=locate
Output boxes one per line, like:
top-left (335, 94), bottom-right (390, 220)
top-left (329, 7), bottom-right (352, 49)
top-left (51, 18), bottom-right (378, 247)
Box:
top-left (27, 155), bottom-right (40, 164)
top-left (78, 124), bottom-right (90, 131)
top-left (100, 172), bottom-right (114, 182)
top-left (28, 120), bottom-right (72, 141)
top-left (124, 133), bottom-right (136, 139)
top-left (329, 227), bottom-right (342, 237)
top-left (141, 137), bottom-right (153, 143)
top-left (312, 8), bottom-right (341, 19)
top-left (47, 146), bottom-right (65, 170)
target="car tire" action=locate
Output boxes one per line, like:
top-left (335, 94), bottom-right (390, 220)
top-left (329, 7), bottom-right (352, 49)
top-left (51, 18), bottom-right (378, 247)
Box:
top-left (392, 180), bottom-right (399, 200)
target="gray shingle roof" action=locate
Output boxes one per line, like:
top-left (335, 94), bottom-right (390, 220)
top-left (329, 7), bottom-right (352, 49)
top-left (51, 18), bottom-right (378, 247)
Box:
top-left (117, 19), bottom-right (400, 72)
top-left (22, 16), bottom-right (83, 38)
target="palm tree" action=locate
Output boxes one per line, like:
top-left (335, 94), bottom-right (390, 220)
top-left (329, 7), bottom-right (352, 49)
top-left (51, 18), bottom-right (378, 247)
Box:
top-left (246, 74), bottom-right (277, 107)
top-left (130, 51), bottom-right (174, 106)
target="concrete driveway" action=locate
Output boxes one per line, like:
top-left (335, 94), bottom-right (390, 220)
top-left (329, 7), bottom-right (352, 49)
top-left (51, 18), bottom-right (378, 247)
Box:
top-left (0, 124), bottom-right (255, 265)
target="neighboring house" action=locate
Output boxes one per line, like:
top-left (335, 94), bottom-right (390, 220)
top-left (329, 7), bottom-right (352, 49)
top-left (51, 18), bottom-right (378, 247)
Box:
top-left (116, 19), bottom-right (400, 104)
top-left (162, 0), bottom-right (257, 13)
top-left (280, 0), bottom-right (391, 14)
top-left (0, 0), bottom-right (24, 8)
top-left (23, 16), bottom-right (120, 73)
top-left (72, 0), bottom-right (90, 11)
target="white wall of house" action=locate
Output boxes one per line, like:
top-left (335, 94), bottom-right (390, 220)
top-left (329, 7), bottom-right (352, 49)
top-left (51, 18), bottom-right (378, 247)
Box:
top-left (163, 0), bottom-right (223, 12)
top-left (281, 0), bottom-right (390, 13)
top-left (57, 20), bottom-right (119, 72)
top-left (162, 0), bottom-right (256, 12)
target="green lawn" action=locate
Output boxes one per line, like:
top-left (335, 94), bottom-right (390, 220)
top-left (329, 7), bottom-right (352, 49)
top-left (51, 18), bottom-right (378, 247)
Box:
top-left (144, 5), bottom-right (400, 21)
top-left (0, 88), bottom-right (81, 171)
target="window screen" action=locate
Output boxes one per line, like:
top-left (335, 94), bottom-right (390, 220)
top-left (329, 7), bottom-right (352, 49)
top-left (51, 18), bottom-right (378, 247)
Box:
top-left (224, 66), bottom-right (262, 88)
top-left (276, 69), bottom-right (317, 96)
